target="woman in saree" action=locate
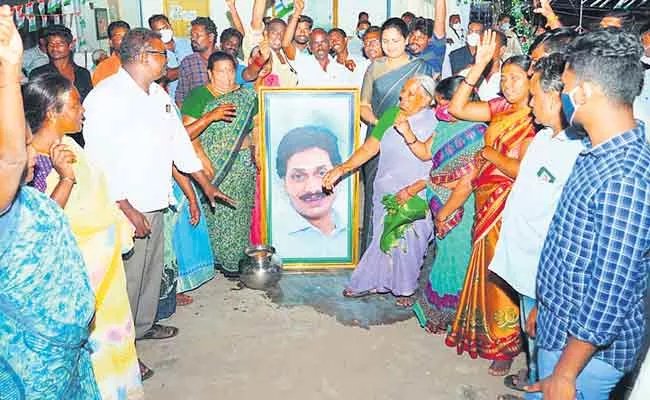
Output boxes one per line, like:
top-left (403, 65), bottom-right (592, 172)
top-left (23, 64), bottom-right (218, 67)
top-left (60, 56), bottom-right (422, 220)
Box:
top-left (391, 76), bottom-right (487, 335)
top-left (445, 31), bottom-right (536, 376)
top-left (24, 73), bottom-right (145, 395)
top-left (182, 51), bottom-right (258, 276)
top-left (359, 17), bottom-right (434, 250)
top-left (0, 21), bottom-right (100, 398)
top-left (323, 75), bottom-right (438, 306)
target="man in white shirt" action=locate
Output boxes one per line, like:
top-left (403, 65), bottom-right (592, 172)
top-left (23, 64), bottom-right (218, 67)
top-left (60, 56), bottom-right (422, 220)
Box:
top-left (488, 54), bottom-right (584, 392)
top-left (328, 27), bottom-right (366, 87)
top-left (294, 28), bottom-right (352, 87)
top-left (83, 29), bottom-right (233, 346)
top-left (477, 31), bottom-right (507, 101)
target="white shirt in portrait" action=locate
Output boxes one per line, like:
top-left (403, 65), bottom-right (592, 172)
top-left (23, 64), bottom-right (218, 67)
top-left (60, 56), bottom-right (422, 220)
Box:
top-left (83, 68), bottom-right (203, 213)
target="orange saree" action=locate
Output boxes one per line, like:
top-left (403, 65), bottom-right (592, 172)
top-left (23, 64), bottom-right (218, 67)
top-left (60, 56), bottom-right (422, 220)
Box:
top-left (445, 98), bottom-right (535, 361)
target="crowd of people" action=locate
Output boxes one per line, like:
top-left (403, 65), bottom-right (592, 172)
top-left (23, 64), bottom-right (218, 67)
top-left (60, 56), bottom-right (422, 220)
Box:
top-left (1, 0), bottom-right (649, 399)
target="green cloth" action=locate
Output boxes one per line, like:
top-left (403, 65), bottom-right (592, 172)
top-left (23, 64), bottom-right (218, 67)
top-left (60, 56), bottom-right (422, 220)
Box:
top-left (369, 106), bottom-right (400, 141)
top-left (379, 194), bottom-right (429, 253)
top-left (197, 87), bottom-right (258, 273)
top-left (181, 86), bottom-right (214, 119)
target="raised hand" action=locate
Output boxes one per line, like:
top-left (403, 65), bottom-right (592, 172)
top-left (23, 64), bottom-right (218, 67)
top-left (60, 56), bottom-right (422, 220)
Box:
top-left (534, 0), bottom-right (555, 19)
top-left (294, 0), bottom-right (305, 15)
top-left (0, 5), bottom-right (23, 66)
top-left (50, 142), bottom-right (76, 181)
top-left (209, 103), bottom-right (237, 123)
top-left (259, 31), bottom-right (271, 61)
top-left (225, 0), bottom-right (236, 7)
top-left (475, 30), bottom-right (497, 67)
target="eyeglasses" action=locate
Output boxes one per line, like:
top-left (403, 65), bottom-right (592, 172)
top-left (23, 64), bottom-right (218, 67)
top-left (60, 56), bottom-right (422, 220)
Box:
top-left (145, 50), bottom-right (168, 58)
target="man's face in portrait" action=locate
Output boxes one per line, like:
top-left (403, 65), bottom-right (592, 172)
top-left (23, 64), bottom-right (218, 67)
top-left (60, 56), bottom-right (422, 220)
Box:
top-left (283, 147), bottom-right (336, 224)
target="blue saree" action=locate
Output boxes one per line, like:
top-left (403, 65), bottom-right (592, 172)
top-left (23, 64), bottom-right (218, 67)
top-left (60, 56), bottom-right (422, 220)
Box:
top-left (0, 187), bottom-right (99, 399)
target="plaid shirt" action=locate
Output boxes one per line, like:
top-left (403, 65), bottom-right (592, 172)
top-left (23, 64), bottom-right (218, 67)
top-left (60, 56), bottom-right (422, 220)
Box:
top-left (536, 123), bottom-right (650, 372)
top-left (175, 52), bottom-right (208, 106)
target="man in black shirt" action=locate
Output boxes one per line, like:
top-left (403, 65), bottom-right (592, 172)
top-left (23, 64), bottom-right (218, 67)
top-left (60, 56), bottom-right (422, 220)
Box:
top-left (30, 25), bottom-right (92, 147)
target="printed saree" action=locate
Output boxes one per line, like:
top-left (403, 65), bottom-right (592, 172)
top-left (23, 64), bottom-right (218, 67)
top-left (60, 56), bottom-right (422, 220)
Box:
top-left (445, 99), bottom-right (535, 361)
top-left (197, 87), bottom-right (258, 274)
top-left (412, 121), bottom-right (486, 333)
top-left (32, 136), bottom-right (144, 399)
top-left (361, 58), bottom-right (434, 251)
top-left (0, 187), bottom-right (100, 400)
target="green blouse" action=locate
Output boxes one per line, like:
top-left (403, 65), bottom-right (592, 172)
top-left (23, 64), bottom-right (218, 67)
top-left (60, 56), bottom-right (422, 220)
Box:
top-left (369, 106), bottom-right (400, 141)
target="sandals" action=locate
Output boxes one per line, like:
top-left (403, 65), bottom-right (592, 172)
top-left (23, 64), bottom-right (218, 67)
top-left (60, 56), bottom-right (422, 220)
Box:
top-left (139, 324), bottom-right (179, 340)
top-left (395, 296), bottom-right (415, 307)
top-left (504, 368), bottom-right (529, 392)
top-left (176, 293), bottom-right (194, 306)
top-left (139, 359), bottom-right (154, 381)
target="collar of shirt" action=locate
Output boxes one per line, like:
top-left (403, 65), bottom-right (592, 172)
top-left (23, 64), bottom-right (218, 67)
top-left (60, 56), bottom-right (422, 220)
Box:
top-left (579, 121), bottom-right (646, 157)
top-left (285, 208), bottom-right (347, 237)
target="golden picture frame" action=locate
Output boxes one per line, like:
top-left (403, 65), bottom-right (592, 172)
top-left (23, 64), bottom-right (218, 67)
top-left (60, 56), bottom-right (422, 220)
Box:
top-left (258, 87), bottom-right (361, 270)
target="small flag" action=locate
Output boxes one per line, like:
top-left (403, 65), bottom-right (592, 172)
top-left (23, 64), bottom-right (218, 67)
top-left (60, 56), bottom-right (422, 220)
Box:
top-left (274, 0), bottom-right (294, 19)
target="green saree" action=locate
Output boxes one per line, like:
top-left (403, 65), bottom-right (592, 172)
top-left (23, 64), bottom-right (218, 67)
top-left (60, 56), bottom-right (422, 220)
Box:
top-left (182, 86), bottom-right (258, 274)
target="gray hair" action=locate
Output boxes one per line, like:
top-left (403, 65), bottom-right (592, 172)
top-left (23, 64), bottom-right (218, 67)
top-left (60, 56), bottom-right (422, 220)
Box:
top-left (91, 49), bottom-right (107, 63)
top-left (119, 28), bottom-right (162, 65)
top-left (412, 74), bottom-right (437, 105)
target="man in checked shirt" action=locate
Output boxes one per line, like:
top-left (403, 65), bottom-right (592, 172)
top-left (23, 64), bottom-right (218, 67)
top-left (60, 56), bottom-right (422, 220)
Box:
top-left (525, 29), bottom-right (650, 400)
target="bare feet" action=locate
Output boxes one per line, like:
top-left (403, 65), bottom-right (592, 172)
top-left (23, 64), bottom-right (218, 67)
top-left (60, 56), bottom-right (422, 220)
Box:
top-left (424, 320), bottom-right (448, 335)
top-left (489, 359), bottom-right (514, 376)
top-left (395, 296), bottom-right (415, 307)
top-left (176, 293), bottom-right (193, 306)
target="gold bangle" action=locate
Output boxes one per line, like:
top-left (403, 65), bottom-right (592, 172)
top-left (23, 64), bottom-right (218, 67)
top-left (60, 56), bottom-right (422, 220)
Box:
top-left (547, 14), bottom-right (559, 25)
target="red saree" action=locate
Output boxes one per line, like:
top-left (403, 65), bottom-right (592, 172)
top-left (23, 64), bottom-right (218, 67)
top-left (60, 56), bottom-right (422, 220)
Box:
top-left (445, 98), bottom-right (535, 361)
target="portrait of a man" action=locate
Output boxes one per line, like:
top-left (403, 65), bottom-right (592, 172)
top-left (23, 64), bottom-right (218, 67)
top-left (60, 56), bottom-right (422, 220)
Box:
top-left (261, 88), bottom-right (360, 267)
top-left (273, 126), bottom-right (348, 259)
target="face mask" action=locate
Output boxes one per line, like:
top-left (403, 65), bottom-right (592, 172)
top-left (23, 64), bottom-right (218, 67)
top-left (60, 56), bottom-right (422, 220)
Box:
top-left (159, 29), bottom-right (174, 44)
top-left (466, 33), bottom-right (480, 47)
top-left (357, 29), bottom-right (366, 39)
top-left (435, 104), bottom-right (453, 122)
top-left (500, 23), bottom-right (511, 31)
top-left (642, 55), bottom-right (650, 65)
top-left (561, 87), bottom-right (580, 126)
top-left (451, 23), bottom-right (462, 31)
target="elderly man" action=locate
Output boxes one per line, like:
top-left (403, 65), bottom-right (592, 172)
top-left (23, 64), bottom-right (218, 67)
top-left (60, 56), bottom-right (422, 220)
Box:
top-left (293, 28), bottom-right (352, 87)
top-left (92, 20), bottom-right (130, 86)
top-left (83, 28), bottom-right (233, 376)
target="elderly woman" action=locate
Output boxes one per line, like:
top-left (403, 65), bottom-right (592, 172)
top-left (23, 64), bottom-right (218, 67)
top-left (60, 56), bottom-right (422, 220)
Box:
top-left (182, 51), bottom-right (258, 276)
top-left (393, 76), bottom-right (487, 335)
top-left (323, 75), bottom-right (437, 306)
top-left (0, 12), bottom-right (99, 398)
top-left (445, 31), bottom-right (536, 376)
top-left (24, 73), bottom-right (146, 394)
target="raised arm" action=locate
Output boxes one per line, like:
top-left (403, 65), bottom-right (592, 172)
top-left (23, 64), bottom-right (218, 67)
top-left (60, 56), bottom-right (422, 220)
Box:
top-left (251, 0), bottom-right (267, 32)
top-left (433, 0), bottom-right (446, 39)
top-left (534, 0), bottom-right (562, 29)
top-left (322, 137), bottom-right (380, 190)
top-left (0, 5), bottom-right (26, 212)
top-left (226, 0), bottom-right (245, 35)
top-left (282, 0), bottom-right (304, 61)
top-left (448, 31), bottom-right (497, 122)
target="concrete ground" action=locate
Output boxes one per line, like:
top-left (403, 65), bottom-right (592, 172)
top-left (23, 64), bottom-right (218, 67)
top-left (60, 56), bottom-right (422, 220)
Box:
top-left (138, 276), bottom-right (525, 400)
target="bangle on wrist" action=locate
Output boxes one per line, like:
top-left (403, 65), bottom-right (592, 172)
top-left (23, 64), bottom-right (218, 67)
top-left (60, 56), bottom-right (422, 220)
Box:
top-left (462, 77), bottom-right (477, 88)
top-left (60, 175), bottom-right (76, 185)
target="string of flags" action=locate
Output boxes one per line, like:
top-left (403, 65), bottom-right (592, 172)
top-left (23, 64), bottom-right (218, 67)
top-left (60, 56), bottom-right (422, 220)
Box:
top-left (10, 0), bottom-right (77, 32)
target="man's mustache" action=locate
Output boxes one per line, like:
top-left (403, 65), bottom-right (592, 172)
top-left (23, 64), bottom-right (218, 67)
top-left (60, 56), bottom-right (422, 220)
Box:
top-left (299, 191), bottom-right (328, 202)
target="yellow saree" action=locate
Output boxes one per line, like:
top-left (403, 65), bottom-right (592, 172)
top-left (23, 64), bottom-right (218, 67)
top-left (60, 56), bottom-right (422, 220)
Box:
top-left (445, 99), bottom-right (535, 361)
top-left (43, 136), bottom-right (144, 399)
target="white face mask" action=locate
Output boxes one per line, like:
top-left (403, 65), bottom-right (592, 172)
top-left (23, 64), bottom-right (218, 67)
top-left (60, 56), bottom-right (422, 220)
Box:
top-left (466, 32), bottom-right (480, 47)
top-left (159, 28), bottom-right (174, 44)
top-left (642, 55), bottom-right (650, 65)
top-left (451, 23), bottom-right (462, 31)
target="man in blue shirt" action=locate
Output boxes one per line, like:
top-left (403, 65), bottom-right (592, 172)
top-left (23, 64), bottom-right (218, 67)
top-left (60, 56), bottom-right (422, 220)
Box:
top-left (526, 29), bottom-right (650, 400)
top-left (406, 0), bottom-right (446, 76)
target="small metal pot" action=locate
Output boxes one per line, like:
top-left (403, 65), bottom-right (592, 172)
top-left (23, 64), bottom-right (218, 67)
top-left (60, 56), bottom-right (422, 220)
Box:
top-left (238, 245), bottom-right (283, 290)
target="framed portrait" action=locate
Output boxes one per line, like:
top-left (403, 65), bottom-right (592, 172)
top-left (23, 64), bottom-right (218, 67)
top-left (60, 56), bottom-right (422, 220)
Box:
top-left (260, 88), bottom-right (361, 269)
top-left (94, 8), bottom-right (109, 40)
